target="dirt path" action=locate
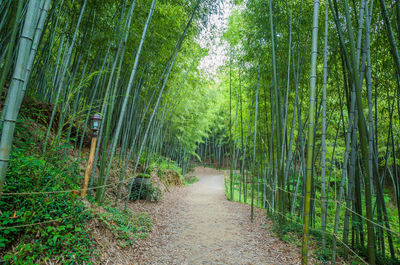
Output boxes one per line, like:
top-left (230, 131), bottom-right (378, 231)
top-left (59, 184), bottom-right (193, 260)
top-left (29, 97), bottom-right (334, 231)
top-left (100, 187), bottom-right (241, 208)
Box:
top-left (124, 167), bottom-right (304, 264)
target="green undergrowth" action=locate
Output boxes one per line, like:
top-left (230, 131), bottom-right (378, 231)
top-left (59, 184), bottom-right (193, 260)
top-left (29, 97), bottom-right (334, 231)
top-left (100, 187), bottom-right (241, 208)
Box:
top-left (92, 204), bottom-right (152, 248)
top-left (1, 156), bottom-right (94, 263)
top-left (269, 214), bottom-right (399, 265)
top-left (140, 152), bottom-right (194, 186)
top-left (0, 113), bottom-right (152, 264)
top-left (224, 173), bottom-right (264, 206)
top-left (0, 114), bottom-right (91, 263)
top-left (224, 173), bottom-right (400, 265)
top-left (130, 181), bottom-right (163, 201)
top-left (184, 175), bottom-right (199, 185)
top-left (131, 154), bottom-right (198, 201)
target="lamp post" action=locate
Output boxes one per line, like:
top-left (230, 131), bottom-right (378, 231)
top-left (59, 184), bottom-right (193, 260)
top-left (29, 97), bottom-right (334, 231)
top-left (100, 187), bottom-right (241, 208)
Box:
top-left (81, 114), bottom-right (102, 198)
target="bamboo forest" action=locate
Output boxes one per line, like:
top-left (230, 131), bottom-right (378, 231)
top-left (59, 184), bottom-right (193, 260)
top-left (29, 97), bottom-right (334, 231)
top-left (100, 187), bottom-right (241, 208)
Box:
top-left (1, 0), bottom-right (400, 264)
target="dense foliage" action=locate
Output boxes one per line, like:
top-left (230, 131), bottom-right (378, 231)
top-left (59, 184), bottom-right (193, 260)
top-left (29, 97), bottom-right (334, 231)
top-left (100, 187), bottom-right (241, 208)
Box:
top-left (197, 0), bottom-right (400, 264)
top-left (1, 0), bottom-right (400, 264)
top-left (0, 0), bottom-right (221, 262)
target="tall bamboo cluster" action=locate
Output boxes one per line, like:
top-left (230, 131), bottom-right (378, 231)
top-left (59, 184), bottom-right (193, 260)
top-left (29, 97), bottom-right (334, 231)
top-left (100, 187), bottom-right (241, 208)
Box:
top-left (201, 0), bottom-right (400, 264)
top-left (2, 0), bottom-right (400, 263)
top-left (0, 0), bottom-right (220, 205)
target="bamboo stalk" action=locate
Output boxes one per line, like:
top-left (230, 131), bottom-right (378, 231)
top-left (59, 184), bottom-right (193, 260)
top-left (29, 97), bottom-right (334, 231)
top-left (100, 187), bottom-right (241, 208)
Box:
top-left (301, 1), bottom-right (320, 264)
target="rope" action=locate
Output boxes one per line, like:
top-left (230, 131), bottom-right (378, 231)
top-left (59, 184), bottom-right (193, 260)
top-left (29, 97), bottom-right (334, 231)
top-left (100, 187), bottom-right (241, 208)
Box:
top-left (0, 182), bottom-right (143, 231)
top-left (333, 233), bottom-right (369, 265)
top-left (0, 193), bottom-right (137, 231)
top-left (263, 198), bottom-right (369, 265)
top-left (0, 175), bottom-right (137, 196)
top-left (0, 216), bottom-right (70, 231)
top-left (260, 181), bottom-right (400, 237)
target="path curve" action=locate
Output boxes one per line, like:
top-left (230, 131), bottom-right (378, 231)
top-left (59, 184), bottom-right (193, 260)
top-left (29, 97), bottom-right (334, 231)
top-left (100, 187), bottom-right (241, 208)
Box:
top-left (127, 167), bottom-right (303, 264)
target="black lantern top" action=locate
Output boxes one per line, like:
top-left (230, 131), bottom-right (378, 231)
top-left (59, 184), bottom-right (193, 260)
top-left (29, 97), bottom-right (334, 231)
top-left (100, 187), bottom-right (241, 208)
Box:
top-left (91, 114), bottom-right (102, 136)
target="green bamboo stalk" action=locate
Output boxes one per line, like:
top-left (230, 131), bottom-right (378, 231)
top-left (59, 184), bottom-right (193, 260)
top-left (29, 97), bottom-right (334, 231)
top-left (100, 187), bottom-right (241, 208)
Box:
top-left (342, 0), bottom-right (376, 262)
top-left (95, 0), bottom-right (133, 195)
top-left (331, 72), bottom-right (357, 264)
top-left (0, 0), bottom-right (41, 195)
top-left (124, 0), bottom-right (201, 206)
top-left (282, 0), bottom-right (294, 188)
top-left (0, 0), bottom-right (13, 33)
top-left (43, 0), bottom-right (88, 153)
top-left (19, 0), bottom-right (51, 104)
top-left (91, 0), bottom-right (135, 190)
top-left (379, 0), bottom-right (400, 85)
top-left (78, 44), bottom-right (111, 160)
top-left (0, 0), bottom-right (23, 94)
top-left (301, 0), bottom-right (320, 264)
top-left (289, 61), bottom-right (300, 215)
top-left (96, 0), bottom-right (157, 202)
top-left (268, 0), bottom-right (284, 224)
top-left (237, 72), bottom-right (243, 202)
top-left (251, 58), bottom-right (260, 222)
top-left (343, 110), bottom-right (358, 259)
top-left (229, 49), bottom-right (233, 201)
top-left (320, 0), bottom-right (329, 250)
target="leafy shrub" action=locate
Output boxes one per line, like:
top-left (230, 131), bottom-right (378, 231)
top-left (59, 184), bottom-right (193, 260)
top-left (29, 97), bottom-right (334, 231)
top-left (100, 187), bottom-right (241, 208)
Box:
top-left (130, 182), bottom-right (162, 202)
top-left (184, 175), bottom-right (199, 185)
top-left (136, 173), bottom-right (151, 179)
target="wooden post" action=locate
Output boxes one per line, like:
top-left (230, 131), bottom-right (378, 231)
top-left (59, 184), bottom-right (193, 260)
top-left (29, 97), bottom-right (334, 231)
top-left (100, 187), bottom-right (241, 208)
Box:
top-left (81, 136), bottom-right (97, 198)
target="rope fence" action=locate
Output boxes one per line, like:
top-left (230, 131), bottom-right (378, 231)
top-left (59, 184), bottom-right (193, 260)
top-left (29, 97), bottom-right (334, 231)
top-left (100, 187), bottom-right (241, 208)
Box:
top-left (231, 177), bottom-right (400, 238)
top-left (1, 169), bottom-right (398, 264)
top-left (0, 194), bottom-right (133, 231)
top-left (0, 217), bottom-right (70, 231)
top-left (0, 174), bottom-right (138, 196)
top-left (263, 181), bottom-right (400, 238)
top-left (0, 177), bottom-right (140, 230)
top-left (263, 197), bottom-right (369, 265)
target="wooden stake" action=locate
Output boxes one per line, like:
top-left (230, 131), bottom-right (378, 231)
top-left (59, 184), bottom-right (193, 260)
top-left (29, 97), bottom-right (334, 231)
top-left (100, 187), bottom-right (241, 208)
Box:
top-left (81, 136), bottom-right (97, 198)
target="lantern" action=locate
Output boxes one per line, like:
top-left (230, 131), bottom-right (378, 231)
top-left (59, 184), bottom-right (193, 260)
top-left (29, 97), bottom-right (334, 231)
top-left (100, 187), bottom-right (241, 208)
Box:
top-left (91, 114), bottom-right (102, 136)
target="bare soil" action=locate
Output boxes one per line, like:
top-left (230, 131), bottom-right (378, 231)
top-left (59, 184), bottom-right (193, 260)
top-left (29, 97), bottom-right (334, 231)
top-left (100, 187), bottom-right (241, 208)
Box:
top-left (102, 167), bottom-right (306, 264)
